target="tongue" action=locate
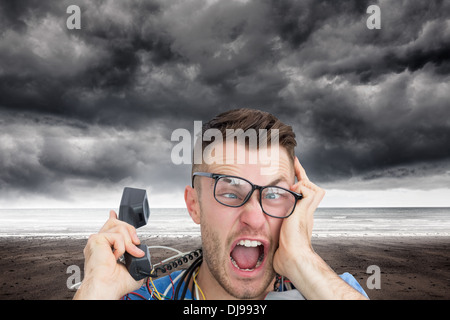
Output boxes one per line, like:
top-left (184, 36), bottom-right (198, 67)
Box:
top-left (231, 245), bottom-right (259, 270)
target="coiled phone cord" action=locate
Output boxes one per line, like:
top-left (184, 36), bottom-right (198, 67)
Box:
top-left (151, 247), bottom-right (202, 278)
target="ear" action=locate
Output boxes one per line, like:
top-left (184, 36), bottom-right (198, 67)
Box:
top-left (184, 185), bottom-right (201, 224)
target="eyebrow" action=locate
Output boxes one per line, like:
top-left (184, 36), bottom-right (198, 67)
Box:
top-left (267, 177), bottom-right (292, 187)
top-left (267, 177), bottom-right (282, 186)
top-left (217, 173), bottom-right (288, 187)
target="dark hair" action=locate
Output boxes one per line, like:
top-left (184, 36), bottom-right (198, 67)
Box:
top-left (192, 108), bottom-right (297, 176)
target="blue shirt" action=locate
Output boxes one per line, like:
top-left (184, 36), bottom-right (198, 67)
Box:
top-left (122, 270), bottom-right (368, 300)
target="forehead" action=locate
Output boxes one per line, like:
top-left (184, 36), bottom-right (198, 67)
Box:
top-left (203, 142), bottom-right (295, 185)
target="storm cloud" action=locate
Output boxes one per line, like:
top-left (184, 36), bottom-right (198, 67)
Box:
top-left (0, 0), bottom-right (449, 207)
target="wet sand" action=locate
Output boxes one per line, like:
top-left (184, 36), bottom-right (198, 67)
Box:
top-left (0, 236), bottom-right (449, 300)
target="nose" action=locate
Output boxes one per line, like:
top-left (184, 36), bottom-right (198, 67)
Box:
top-left (238, 190), bottom-right (267, 229)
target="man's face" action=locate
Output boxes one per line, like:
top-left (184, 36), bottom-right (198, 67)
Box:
top-left (193, 143), bottom-right (295, 299)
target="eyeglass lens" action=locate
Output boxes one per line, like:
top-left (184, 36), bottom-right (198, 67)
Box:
top-left (214, 176), bottom-right (296, 218)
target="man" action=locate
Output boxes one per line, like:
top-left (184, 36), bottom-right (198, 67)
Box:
top-left (74, 108), bottom-right (368, 300)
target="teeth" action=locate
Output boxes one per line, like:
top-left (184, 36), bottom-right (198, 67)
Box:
top-left (237, 240), bottom-right (262, 247)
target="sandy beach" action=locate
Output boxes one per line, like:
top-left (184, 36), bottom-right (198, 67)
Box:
top-left (0, 235), bottom-right (449, 300)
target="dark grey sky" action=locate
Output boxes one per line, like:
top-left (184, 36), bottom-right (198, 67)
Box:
top-left (1, 0), bottom-right (449, 208)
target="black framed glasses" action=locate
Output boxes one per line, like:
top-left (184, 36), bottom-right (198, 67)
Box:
top-left (192, 172), bottom-right (302, 219)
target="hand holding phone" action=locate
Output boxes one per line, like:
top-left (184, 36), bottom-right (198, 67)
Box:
top-left (73, 187), bottom-right (151, 299)
top-left (74, 209), bottom-right (146, 299)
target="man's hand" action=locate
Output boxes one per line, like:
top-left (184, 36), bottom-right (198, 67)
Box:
top-left (73, 210), bottom-right (145, 300)
top-left (273, 156), bottom-right (325, 277)
top-left (273, 157), bottom-right (367, 300)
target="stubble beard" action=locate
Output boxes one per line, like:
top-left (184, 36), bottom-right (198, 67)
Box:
top-left (199, 213), bottom-right (276, 299)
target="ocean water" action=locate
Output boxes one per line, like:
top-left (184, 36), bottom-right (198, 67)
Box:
top-left (0, 207), bottom-right (449, 238)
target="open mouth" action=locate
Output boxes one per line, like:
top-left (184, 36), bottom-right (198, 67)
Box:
top-left (230, 239), bottom-right (266, 272)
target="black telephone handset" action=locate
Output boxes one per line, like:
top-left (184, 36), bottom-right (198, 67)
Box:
top-left (118, 187), bottom-right (152, 281)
